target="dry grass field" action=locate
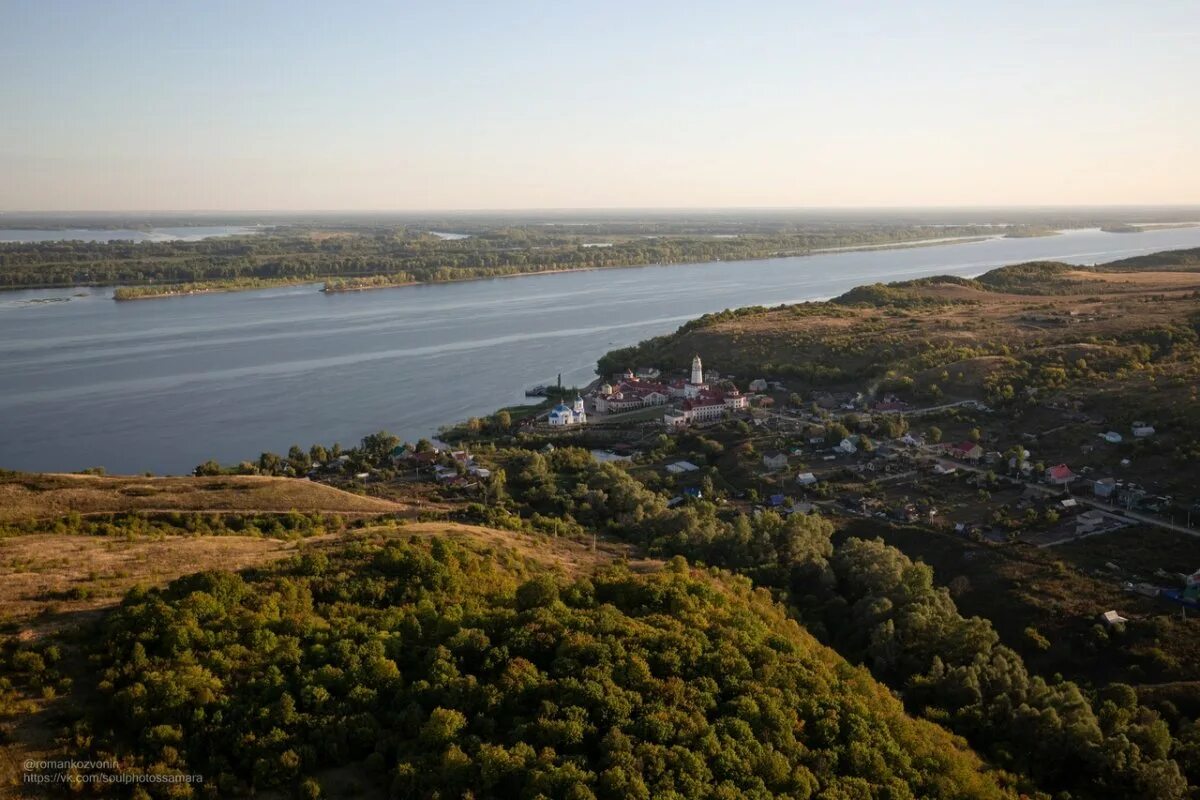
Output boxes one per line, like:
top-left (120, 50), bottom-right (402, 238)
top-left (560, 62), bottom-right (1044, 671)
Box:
top-left (0, 534), bottom-right (302, 632)
top-left (0, 472), bottom-right (405, 523)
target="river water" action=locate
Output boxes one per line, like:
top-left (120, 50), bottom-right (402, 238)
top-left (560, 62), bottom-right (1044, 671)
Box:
top-left (3, 226), bottom-right (1200, 474)
top-left (0, 226), bottom-right (258, 243)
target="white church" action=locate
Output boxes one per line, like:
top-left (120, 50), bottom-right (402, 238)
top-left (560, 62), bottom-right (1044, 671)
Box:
top-left (663, 354), bottom-right (748, 428)
top-left (683, 354), bottom-right (707, 398)
top-left (547, 395), bottom-right (587, 426)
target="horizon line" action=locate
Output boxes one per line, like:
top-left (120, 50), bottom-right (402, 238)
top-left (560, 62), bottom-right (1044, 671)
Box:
top-left (4, 203), bottom-right (1200, 216)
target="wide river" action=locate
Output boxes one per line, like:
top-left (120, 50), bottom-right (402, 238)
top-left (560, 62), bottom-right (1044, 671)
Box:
top-left (4, 226), bottom-right (1200, 474)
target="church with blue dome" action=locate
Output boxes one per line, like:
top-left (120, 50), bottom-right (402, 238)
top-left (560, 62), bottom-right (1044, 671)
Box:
top-left (547, 395), bottom-right (587, 426)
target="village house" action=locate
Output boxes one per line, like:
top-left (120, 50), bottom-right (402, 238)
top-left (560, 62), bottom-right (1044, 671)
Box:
top-left (1045, 463), bottom-right (1075, 485)
top-left (666, 460), bottom-right (700, 474)
top-left (796, 472), bottom-right (818, 487)
top-left (872, 394), bottom-right (909, 413)
top-left (1132, 424), bottom-right (1156, 438)
top-left (947, 440), bottom-right (984, 461)
top-left (1093, 477), bottom-right (1117, 499)
top-left (762, 451), bottom-right (788, 471)
top-left (749, 378), bottom-right (768, 392)
top-left (873, 444), bottom-right (900, 461)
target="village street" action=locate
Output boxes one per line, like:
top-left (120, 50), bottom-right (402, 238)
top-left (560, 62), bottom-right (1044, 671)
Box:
top-left (921, 450), bottom-right (1200, 541)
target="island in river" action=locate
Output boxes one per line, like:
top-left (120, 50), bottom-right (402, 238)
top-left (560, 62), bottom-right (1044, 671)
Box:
top-left (5, 210), bottom-right (1200, 300)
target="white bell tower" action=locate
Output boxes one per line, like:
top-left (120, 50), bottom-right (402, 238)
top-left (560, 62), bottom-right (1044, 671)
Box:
top-left (690, 354), bottom-right (704, 386)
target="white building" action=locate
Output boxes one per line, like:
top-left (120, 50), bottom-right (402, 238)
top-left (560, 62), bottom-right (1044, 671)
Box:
top-left (661, 353), bottom-right (747, 427)
top-left (724, 389), bottom-right (749, 410)
top-left (548, 396), bottom-right (587, 426)
top-left (763, 452), bottom-right (788, 471)
top-left (677, 354), bottom-right (709, 399)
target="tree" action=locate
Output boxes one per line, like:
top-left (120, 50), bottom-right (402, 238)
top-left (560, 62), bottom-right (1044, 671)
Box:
top-left (193, 460), bottom-right (222, 476)
top-left (928, 426), bottom-right (943, 444)
top-left (360, 430), bottom-right (401, 465)
top-left (287, 445), bottom-right (309, 475)
top-left (257, 451), bottom-right (283, 475)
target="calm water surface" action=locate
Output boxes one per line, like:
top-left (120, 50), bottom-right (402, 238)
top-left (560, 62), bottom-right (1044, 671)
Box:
top-left (4, 227), bottom-right (1200, 474)
top-left (0, 226), bottom-right (257, 243)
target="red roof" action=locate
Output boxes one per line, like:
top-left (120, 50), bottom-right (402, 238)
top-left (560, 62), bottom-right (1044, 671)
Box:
top-left (953, 441), bottom-right (981, 453)
top-left (1047, 464), bottom-right (1073, 479)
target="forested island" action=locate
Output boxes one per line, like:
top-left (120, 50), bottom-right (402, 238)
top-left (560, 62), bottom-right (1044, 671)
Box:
top-left (2, 222), bottom-right (1001, 298)
top-left (2, 212), bottom-right (1194, 299)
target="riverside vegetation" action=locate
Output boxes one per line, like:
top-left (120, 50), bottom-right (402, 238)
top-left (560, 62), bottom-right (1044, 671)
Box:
top-left (0, 220), bottom-right (1040, 297)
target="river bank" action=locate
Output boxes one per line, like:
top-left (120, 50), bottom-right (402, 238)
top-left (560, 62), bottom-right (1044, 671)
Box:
top-left (102, 233), bottom-right (1016, 301)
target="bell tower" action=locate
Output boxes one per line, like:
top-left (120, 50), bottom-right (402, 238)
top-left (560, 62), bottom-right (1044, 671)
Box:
top-left (690, 354), bottom-right (703, 386)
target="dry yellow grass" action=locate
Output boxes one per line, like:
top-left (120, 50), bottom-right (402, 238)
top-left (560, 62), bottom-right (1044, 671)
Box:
top-left (0, 533), bottom-right (301, 631)
top-left (0, 473), bottom-right (404, 523)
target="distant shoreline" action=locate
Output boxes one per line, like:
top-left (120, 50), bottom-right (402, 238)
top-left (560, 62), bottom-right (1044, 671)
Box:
top-left (100, 234), bottom-right (1006, 302)
top-left (11, 223), bottom-right (1197, 302)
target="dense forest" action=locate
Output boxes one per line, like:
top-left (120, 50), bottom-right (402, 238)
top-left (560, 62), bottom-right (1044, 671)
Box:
top-left (190, 431), bottom-right (1200, 796)
top-left (453, 446), bottom-right (1196, 798)
top-left (9, 536), bottom-right (1014, 798)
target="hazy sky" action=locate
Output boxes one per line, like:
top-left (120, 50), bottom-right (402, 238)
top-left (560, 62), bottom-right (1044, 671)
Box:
top-left (2, 0), bottom-right (1198, 210)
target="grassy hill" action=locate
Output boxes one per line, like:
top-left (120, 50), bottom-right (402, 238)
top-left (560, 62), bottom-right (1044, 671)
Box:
top-left (0, 472), bottom-right (405, 523)
top-left (595, 248), bottom-right (1200, 438)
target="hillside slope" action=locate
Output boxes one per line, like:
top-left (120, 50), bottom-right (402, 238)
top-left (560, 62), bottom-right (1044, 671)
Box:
top-left (595, 248), bottom-right (1200, 407)
top-left (50, 536), bottom-right (1014, 798)
top-left (0, 472), bottom-right (404, 522)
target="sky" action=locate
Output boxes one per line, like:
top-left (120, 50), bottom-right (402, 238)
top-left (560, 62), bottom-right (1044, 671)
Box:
top-left (1, 0), bottom-right (1198, 211)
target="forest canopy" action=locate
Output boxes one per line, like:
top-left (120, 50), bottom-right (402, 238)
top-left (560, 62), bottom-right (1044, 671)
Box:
top-left (75, 536), bottom-right (1014, 799)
